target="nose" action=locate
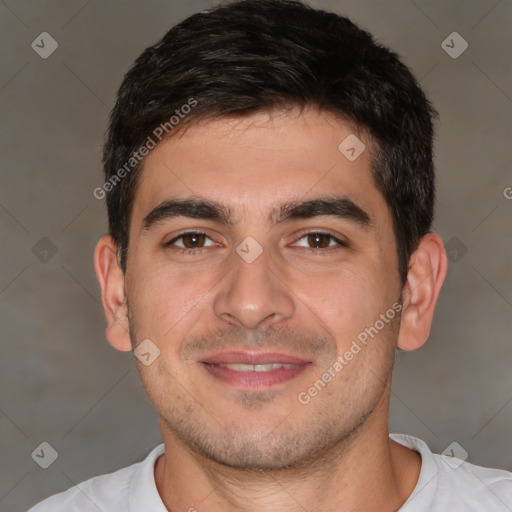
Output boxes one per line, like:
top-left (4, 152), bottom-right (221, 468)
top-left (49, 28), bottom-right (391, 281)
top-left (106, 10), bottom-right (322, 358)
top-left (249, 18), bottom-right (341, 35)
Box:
top-left (212, 246), bottom-right (296, 330)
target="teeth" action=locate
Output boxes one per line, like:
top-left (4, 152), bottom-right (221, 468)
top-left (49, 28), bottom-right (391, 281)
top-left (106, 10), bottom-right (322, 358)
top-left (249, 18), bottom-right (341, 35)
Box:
top-left (218, 363), bottom-right (297, 372)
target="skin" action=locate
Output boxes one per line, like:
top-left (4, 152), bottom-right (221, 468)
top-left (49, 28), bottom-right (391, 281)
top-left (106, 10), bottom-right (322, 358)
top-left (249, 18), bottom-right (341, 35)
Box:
top-left (94, 107), bottom-right (448, 512)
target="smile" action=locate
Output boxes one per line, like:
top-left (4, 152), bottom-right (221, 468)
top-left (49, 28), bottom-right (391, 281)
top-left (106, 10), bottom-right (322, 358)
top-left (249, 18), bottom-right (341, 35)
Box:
top-left (215, 363), bottom-right (300, 372)
top-left (199, 352), bottom-right (312, 388)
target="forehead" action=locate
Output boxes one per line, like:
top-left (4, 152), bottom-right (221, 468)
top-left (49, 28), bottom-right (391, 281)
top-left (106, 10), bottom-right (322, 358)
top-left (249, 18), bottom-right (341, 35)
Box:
top-left (131, 108), bottom-right (388, 227)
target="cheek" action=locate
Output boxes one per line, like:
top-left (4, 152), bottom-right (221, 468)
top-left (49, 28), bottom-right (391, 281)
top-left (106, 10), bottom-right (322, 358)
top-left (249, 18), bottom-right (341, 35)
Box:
top-left (128, 253), bottom-right (230, 347)
top-left (127, 263), bottom-right (199, 339)
top-left (302, 266), bottom-right (382, 338)
top-left (299, 265), bottom-right (399, 373)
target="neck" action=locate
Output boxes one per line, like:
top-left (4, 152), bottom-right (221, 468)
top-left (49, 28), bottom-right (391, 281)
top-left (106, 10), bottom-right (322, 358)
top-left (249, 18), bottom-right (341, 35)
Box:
top-left (154, 401), bottom-right (421, 512)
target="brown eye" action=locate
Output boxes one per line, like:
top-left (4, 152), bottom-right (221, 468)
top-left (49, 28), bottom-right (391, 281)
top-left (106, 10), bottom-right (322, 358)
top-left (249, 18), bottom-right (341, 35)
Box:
top-left (181, 232), bottom-right (206, 248)
top-left (307, 232), bottom-right (331, 248)
top-left (166, 232), bottom-right (216, 251)
top-left (292, 231), bottom-right (348, 250)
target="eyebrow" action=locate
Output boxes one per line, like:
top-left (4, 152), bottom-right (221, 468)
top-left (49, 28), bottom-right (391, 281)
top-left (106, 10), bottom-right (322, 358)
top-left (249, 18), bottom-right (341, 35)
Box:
top-left (141, 195), bottom-right (372, 232)
top-left (276, 196), bottom-right (371, 228)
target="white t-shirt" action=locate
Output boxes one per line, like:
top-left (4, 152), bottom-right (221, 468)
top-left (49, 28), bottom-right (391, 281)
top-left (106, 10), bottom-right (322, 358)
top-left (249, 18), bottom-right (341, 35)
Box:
top-left (27, 433), bottom-right (512, 511)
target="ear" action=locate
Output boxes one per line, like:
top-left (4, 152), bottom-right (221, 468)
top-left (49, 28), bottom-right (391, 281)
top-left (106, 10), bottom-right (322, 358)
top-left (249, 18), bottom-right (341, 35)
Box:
top-left (93, 235), bottom-right (132, 352)
top-left (397, 233), bottom-right (448, 351)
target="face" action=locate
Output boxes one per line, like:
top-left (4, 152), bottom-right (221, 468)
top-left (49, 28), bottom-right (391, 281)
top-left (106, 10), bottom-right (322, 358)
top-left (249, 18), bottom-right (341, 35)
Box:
top-left (123, 108), bottom-right (403, 469)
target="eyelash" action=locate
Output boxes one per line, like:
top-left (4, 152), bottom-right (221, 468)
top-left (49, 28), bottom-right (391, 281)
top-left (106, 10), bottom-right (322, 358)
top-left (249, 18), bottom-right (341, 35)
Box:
top-left (165, 230), bottom-right (348, 255)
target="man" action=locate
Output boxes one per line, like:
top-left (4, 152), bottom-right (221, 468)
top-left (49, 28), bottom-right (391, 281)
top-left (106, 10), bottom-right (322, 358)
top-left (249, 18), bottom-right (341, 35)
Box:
top-left (29, 0), bottom-right (512, 510)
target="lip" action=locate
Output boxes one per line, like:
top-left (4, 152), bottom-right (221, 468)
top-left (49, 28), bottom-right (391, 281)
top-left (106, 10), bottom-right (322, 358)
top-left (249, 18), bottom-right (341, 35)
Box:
top-left (199, 351), bottom-right (312, 389)
top-left (201, 351), bottom-right (311, 365)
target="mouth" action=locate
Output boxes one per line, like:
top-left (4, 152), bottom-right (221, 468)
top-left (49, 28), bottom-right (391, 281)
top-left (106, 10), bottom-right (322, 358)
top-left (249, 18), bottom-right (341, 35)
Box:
top-left (199, 352), bottom-right (312, 389)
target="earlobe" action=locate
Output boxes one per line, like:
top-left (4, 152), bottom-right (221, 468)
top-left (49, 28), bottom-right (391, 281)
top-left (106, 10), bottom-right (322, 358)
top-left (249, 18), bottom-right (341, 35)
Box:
top-left (93, 235), bottom-right (132, 352)
top-left (397, 233), bottom-right (448, 351)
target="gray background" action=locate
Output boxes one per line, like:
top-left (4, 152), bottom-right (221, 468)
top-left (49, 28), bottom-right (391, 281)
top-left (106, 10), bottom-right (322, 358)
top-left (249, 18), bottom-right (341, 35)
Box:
top-left (0, 0), bottom-right (511, 510)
